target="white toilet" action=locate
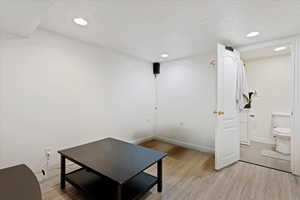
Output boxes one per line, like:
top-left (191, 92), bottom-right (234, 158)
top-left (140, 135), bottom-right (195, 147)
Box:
top-left (273, 127), bottom-right (291, 154)
top-left (272, 113), bottom-right (291, 155)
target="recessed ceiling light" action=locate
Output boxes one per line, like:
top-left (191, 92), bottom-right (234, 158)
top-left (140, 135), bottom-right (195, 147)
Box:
top-left (274, 46), bottom-right (287, 52)
top-left (161, 54), bottom-right (169, 58)
top-left (246, 31), bottom-right (260, 38)
top-left (73, 18), bottom-right (88, 26)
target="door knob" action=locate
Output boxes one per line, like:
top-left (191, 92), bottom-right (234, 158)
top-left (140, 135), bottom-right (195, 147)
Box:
top-left (213, 111), bottom-right (224, 115)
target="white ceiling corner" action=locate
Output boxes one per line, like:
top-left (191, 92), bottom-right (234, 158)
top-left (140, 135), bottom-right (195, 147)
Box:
top-left (0, 0), bottom-right (52, 38)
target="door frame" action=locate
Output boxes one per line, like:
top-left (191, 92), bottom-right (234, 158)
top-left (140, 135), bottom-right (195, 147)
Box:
top-left (238, 37), bottom-right (299, 175)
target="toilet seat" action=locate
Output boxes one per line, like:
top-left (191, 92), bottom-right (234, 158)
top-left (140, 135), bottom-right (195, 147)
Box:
top-left (273, 127), bottom-right (291, 137)
top-left (271, 113), bottom-right (291, 154)
top-left (273, 127), bottom-right (291, 154)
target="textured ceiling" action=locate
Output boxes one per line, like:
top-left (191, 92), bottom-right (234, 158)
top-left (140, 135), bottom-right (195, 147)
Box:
top-left (2, 0), bottom-right (300, 62)
top-left (241, 45), bottom-right (291, 61)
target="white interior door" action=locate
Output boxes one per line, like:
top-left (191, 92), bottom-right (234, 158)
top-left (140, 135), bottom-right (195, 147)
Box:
top-left (215, 44), bottom-right (240, 170)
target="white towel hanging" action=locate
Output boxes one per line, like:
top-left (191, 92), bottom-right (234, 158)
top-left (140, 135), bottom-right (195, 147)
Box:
top-left (235, 51), bottom-right (249, 111)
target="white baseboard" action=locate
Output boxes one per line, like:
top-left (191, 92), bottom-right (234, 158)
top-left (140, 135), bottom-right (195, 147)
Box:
top-left (129, 135), bottom-right (155, 145)
top-left (154, 135), bottom-right (214, 154)
top-left (251, 136), bottom-right (275, 144)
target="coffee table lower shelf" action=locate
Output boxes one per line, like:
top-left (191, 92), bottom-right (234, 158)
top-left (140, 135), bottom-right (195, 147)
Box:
top-left (65, 168), bottom-right (157, 200)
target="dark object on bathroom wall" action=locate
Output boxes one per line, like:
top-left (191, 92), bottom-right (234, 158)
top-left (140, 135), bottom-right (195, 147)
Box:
top-left (244, 92), bottom-right (254, 109)
top-left (153, 62), bottom-right (160, 78)
top-left (225, 46), bottom-right (234, 52)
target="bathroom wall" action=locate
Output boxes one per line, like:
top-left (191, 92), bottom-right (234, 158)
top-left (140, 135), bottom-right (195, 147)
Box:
top-left (245, 54), bottom-right (291, 144)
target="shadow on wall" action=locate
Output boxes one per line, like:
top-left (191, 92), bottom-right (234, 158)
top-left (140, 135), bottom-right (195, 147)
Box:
top-left (158, 126), bottom-right (196, 140)
top-left (131, 129), bottom-right (155, 142)
top-left (157, 126), bottom-right (214, 153)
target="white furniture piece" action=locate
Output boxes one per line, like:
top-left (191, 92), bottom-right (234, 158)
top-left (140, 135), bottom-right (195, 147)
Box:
top-left (272, 112), bottom-right (291, 154)
top-left (240, 109), bottom-right (250, 145)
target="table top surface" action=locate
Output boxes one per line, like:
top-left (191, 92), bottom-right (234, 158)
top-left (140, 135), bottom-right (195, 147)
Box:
top-left (58, 138), bottom-right (167, 184)
top-left (0, 164), bottom-right (42, 200)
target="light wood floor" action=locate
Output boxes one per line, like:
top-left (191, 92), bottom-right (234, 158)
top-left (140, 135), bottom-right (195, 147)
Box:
top-left (241, 141), bottom-right (290, 172)
top-left (42, 140), bottom-right (300, 200)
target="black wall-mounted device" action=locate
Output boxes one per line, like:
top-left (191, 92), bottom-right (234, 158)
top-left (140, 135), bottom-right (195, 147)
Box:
top-left (153, 62), bottom-right (160, 78)
top-left (225, 46), bottom-right (234, 52)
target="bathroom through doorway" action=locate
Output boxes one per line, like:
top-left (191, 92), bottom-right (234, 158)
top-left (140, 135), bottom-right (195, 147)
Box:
top-left (239, 44), bottom-right (294, 172)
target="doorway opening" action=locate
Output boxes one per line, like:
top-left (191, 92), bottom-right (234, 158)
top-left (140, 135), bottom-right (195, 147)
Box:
top-left (239, 44), bottom-right (294, 172)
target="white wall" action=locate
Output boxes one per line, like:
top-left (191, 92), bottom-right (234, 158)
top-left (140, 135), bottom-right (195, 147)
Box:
top-left (0, 30), bottom-right (155, 173)
top-left (245, 55), bottom-right (291, 144)
top-left (156, 54), bottom-right (216, 153)
top-left (293, 39), bottom-right (300, 175)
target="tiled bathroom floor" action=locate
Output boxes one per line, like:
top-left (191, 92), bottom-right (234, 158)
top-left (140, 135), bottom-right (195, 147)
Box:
top-left (240, 141), bottom-right (291, 172)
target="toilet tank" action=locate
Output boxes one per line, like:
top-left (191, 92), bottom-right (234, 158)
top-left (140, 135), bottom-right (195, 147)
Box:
top-left (272, 112), bottom-right (291, 129)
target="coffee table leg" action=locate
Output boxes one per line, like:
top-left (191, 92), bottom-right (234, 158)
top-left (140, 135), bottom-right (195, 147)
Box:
top-left (157, 159), bottom-right (163, 192)
top-left (117, 184), bottom-right (122, 200)
top-left (60, 155), bottom-right (66, 189)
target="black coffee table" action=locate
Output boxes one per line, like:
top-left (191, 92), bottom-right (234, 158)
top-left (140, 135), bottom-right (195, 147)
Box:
top-left (58, 138), bottom-right (167, 200)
